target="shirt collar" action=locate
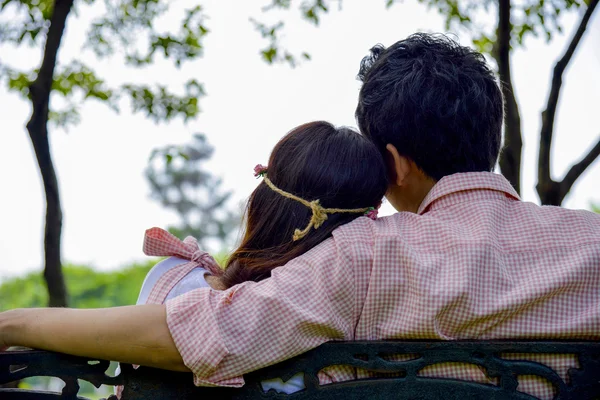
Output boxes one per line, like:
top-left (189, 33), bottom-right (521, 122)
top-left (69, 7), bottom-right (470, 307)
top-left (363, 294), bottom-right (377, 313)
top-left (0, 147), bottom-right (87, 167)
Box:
top-left (417, 172), bottom-right (520, 215)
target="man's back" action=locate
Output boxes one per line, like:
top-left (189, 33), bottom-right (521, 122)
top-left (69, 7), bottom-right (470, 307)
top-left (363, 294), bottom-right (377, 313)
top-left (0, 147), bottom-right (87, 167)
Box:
top-left (324, 172), bottom-right (599, 399)
top-left (345, 172), bottom-right (600, 342)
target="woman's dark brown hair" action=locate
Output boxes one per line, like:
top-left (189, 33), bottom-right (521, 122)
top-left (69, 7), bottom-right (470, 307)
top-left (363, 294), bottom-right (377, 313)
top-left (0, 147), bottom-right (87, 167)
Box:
top-left (220, 121), bottom-right (388, 288)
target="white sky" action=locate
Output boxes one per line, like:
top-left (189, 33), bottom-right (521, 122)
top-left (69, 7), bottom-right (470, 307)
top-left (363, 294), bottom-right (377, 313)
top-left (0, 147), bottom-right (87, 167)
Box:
top-left (0, 1), bottom-right (599, 281)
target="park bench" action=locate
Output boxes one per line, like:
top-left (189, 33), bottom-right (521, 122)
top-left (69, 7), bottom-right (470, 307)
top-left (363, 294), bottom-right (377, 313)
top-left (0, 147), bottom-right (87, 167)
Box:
top-left (1, 340), bottom-right (600, 399)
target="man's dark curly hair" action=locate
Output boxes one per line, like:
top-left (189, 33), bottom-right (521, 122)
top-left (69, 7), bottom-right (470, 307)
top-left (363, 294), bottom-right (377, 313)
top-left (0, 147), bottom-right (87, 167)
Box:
top-left (355, 33), bottom-right (504, 181)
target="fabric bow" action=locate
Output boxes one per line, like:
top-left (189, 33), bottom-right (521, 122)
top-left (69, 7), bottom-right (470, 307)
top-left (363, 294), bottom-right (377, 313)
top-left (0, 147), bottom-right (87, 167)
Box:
top-left (143, 227), bottom-right (222, 276)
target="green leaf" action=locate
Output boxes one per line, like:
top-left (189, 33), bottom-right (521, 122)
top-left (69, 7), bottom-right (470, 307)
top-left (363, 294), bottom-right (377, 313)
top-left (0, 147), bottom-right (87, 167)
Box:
top-left (85, 3), bottom-right (207, 68)
top-left (250, 18), bottom-right (310, 67)
top-left (262, 47), bottom-right (278, 63)
top-left (178, 150), bottom-right (190, 161)
top-left (472, 34), bottom-right (494, 54)
top-left (406, 0), bottom-right (587, 54)
top-left (6, 70), bottom-right (35, 97)
top-left (122, 78), bottom-right (204, 123)
top-left (48, 107), bottom-right (81, 129)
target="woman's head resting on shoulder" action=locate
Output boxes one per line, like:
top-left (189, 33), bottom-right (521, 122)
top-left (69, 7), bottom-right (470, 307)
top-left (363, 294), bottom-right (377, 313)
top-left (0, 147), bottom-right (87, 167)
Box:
top-left (221, 121), bottom-right (388, 288)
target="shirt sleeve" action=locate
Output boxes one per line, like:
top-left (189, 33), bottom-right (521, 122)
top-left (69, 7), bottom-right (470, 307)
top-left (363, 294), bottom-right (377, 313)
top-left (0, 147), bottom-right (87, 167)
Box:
top-left (165, 236), bottom-right (355, 387)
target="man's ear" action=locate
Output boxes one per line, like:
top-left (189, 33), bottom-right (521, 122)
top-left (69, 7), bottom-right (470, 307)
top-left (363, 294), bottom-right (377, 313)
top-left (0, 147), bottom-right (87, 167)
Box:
top-left (385, 144), bottom-right (411, 187)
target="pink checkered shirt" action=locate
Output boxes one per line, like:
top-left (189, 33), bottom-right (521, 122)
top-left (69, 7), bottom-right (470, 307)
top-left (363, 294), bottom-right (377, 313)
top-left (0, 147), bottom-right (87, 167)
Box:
top-left (165, 172), bottom-right (600, 399)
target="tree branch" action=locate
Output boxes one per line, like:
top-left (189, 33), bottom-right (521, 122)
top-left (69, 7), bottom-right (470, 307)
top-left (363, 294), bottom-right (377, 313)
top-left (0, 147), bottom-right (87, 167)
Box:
top-left (496, 0), bottom-right (523, 194)
top-left (537, 0), bottom-right (599, 198)
top-left (559, 136), bottom-right (600, 199)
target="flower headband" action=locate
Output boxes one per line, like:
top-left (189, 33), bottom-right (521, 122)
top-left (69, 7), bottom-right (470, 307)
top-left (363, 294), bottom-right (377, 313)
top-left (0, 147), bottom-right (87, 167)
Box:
top-left (254, 164), bottom-right (378, 241)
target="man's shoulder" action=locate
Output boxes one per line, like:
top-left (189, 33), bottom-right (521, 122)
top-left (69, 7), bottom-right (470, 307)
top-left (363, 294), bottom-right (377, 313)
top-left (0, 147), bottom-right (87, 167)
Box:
top-left (523, 201), bottom-right (600, 223)
top-left (334, 202), bottom-right (600, 250)
top-left (332, 213), bottom-right (418, 244)
top-left (513, 201), bottom-right (600, 244)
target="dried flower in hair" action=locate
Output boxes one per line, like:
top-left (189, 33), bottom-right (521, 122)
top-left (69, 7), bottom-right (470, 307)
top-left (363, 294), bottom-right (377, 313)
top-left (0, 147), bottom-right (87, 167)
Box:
top-left (254, 164), bottom-right (268, 178)
top-left (366, 207), bottom-right (378, 220)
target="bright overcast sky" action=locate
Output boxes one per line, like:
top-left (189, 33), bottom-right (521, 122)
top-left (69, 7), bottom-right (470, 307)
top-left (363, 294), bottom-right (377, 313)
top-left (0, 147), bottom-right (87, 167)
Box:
top-left (0, 1), bottom-right (599, 280)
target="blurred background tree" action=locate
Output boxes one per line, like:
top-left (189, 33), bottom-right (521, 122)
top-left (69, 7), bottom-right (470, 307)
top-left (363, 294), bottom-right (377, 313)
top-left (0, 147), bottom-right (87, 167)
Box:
top-left (258, 0), bottom-right (599, 206)
top-left (0, 0), bottom-right (208, 307)
top-left (145, 134), bottom-right (239, 248)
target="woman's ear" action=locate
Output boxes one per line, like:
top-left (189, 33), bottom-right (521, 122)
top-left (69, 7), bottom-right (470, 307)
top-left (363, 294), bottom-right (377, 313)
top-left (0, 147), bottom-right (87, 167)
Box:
top-left (385, 144), bottom-right (411, 187)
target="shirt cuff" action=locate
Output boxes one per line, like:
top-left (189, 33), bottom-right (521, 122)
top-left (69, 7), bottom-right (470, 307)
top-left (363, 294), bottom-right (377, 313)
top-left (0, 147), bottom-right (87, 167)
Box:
top-left (165, 288), bottom-right (244, 387)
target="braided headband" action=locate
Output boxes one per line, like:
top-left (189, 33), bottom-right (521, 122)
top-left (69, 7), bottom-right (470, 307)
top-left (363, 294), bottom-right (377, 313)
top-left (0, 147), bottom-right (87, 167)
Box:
top-left (254, 164), bottom-right (377, 241)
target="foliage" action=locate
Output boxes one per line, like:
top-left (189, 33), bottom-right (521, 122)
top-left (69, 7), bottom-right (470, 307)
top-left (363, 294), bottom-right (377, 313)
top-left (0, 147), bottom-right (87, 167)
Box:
top-left (254, 0), bottom-right (586, 64)
top-left (146, 134), bottom-right (240, 248)
top-left (0, 0), bottom-right (214, 307)
top-left (250, 17), bottom-right (311, 66)
top-left (0, 0), bottom-right (209, 128)
top-left (250, 0), bottom-right (333, 66)
top-left (0, 251), bottom-right (229, 312)
top-left (0, 261), bottom-right (154, 311)
top-left (408, 0), bottom-right (586, 50)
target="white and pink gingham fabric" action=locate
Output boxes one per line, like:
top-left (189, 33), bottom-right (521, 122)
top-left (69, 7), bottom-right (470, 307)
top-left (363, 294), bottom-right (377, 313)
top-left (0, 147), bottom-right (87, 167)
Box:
top-left (142, 227), bottom-right (221, 305)
top-left (165, 172), bottom-right (600, 399)
top-left (116, 227), bottom-right (223, 398)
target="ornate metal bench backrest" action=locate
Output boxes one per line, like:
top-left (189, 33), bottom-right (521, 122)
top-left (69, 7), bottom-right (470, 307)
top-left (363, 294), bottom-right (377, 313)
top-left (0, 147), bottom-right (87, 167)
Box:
top-left (1, 341), bottom-right (600, 399)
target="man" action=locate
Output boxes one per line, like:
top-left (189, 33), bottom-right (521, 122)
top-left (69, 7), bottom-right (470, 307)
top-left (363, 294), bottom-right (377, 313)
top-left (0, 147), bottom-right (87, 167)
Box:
top-left (1, 33), bottom-right (599, 400)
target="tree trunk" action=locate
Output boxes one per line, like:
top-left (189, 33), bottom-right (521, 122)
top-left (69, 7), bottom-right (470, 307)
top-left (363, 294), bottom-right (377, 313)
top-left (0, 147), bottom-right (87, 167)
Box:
top-left (536, 0), bottom-right (599, 206)
top-left (27, 124), bottom-right (67, 307)
top-left (27, 0), bottom-right (75, 307)
top-left (495, 0), bottom-right (523, 195)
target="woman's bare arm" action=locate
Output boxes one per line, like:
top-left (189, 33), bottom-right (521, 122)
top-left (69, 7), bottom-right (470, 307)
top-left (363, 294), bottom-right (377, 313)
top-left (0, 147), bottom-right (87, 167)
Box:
top-left (0, 305), bottom-right (188, 371)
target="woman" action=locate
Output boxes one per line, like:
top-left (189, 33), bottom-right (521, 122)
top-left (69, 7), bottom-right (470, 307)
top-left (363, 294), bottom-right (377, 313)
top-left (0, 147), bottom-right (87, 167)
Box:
top-left (136, 121), bottom-right (386, 304)
top-left (0, 121), bottom-right (387, 387)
